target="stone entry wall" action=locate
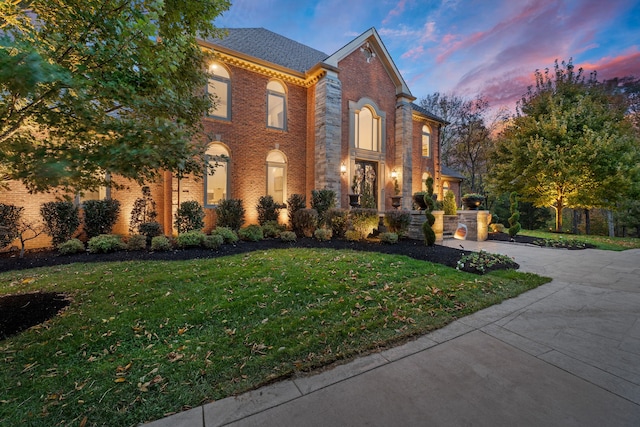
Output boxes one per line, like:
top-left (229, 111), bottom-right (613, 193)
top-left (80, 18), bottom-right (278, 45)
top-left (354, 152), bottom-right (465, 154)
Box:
top-left (408, 210), bottom-right (443, 242)
top-left (409, 210), bottom-right (489, 242)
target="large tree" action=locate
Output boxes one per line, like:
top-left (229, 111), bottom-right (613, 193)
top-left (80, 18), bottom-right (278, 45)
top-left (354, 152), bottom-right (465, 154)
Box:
top-left (490, 60), bottom-right (639, 231)
top-left (0, 0), bottom-right (230, 193)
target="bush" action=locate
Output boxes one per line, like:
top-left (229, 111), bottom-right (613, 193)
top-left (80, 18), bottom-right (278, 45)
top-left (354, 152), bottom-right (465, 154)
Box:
top-left (257, 195), bottom-right (283, 225)
top-left (138, 221), bottom-right (163, 244)
top-left (292, 208), bottom-right (318, 237)
top-left (211, 226), bottom-right (239, 244)
top-left (443, 190), bottom-right (457, 216)
top-left (490, 223), bottom-right (506, 233)
top-left (349, 208), bottom-right (379, 239)
top-left (379, 232), bottom-right (399, 244)
top-left (176, 230), bottom-right (206, 248)
top-left (82, 199), bottom-right (121, 238)
top-left (129, 186), bottom-right (157, 234)
top-left (286, 194), bottom-right (306, 227)
top-left (238, 224), bottom-right (264, 241)
top-left (262, 220), bottom-right (284, 238)
top-left (57, 238), bottom-right (85, 255)
top-left (326, 208), bottom-right (349, 238)
top-left (216, 199), bottom-right (245, 231)
top-left (422, 177), bottom-right (436, 246)
top-left (314, 228), bottom-right (332, 241)
top-left (151, 235), bottom-right (172, 251)
top-left (508, 192), bottom-right (522, 237)
top-left (0, 203), bottom-right (22, 248)
top-left (40, 201), bottom-right (80, 246)
top-left (174, 200), bottom-right (205, 233)
top-left (280, 231), bottom-right (297, 242)
top-left (204, 234), bottom-right (224, 250)
top-left (311, 189), bottom-right (336, 225)
top-left (88, 234), bottom-right (125, 253)
top-left (126, 234), bottom-right (147, 251)
top-left (383, 210), bottom-right (411, 237)
top-left (345, 230), bottom-right (361, 241)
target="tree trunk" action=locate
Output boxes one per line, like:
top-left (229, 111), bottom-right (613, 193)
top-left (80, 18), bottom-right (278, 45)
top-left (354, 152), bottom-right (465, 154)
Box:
top-left (555, 197), bottom-right (564, 232)
top-left (572, 210), bottom-right (579, 234)
top-left (607, 210), bottom-right (615, 237)
top-left (584, 209), bottom-right (591, 235)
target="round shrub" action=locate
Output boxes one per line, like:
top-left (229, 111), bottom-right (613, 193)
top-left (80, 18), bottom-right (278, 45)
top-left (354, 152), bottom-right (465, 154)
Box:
top-left (139, 221), bottom-right (163, 239)
top-left (383, 210), bottom-right (411, 237)
top-left (314, 228), bottom-right (332, 241)
top-left (204, 234), bottom-right (224, 250)
top-left (151, 235), bottom-right (172, 251)
top-left (57, 238), bottom-right (85, 255)
top-left (349, 208), bottom-right (379, 239)
top-left (326, 208), bottom-right (349, 238)
top-left (292, 208), bottom-right (318, 237)
top-left (345, 229), bottom-right (362, 241)
top-left (176, 230), bottom-right (206, 248)
top-left (280, 231), bottom-right (297, 242)
top-left (88, 234), bottom-right (125, 253)
top-left (286, 194), bottom-right (306, 228)
top-left (216, 199), bottom-right (245, 231)
top-left (82, 199), bottom-right (121, 238)
top-left (262, 220), bottom-right (284, 238)
top-left (490, 223), bottom-right (506, 233)
top-left (211, 227), bottom-right (239, 244)
top-left (379, 232), bottom-right (399, 244)
top-left (126, 234), bottom-right (147, 251)
top-left (238, 225), bottom-right (264, 242)
top-left (174, 200), bottom-right (205, 233)
top-left (256, 195), bottom-right (283, 225)
top-left (0, 203), bottom-right (23, 249)
top-left (41, 201), bottom-right (80, 246)
top-left (311, 189), bottom-right (336, 225)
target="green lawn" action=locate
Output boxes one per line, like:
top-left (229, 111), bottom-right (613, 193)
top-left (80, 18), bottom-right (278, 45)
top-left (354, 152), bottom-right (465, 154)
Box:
top-left (520, 229), bottom-right (640, 251)
top-left (0, 248), bottom-right (549, 426)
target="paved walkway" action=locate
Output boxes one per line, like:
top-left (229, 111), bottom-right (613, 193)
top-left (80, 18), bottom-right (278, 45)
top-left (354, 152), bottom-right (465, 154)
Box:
top-left (144, 240), bottom-right (640, 426)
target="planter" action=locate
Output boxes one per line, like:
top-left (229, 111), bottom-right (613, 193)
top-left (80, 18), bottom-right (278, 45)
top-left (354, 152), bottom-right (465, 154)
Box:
top-left (349, 194), bottom-right (361, 208)
top-left (462, 197), bottom-right (484, 210)
top-left (390, 195), bottom-right (402, 209)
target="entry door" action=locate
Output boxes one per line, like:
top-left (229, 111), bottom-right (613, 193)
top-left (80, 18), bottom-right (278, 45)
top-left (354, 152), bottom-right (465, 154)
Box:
top-left (354, 160), bottom-right (377, 209)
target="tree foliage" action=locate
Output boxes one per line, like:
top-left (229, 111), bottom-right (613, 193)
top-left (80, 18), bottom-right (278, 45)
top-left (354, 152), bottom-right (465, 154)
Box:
top-left (490, 60), bottom-right (639, 231)
top-left (0, 0), bottom-right (230, 192)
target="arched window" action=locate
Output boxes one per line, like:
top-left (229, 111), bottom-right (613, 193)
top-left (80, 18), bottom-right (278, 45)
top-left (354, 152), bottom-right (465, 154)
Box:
top-left (267, 80), bottom-right (286, 129)
top-left (266, 150), bottom-right (287, 203)
top-left (421, 125), bottom-right (431, 157)
top-left (205, 144), bottom-right (230, 207)
top-left (207, 62), bottom-right (231, 120)
top-left (355, 106), bottom-right (380, 151)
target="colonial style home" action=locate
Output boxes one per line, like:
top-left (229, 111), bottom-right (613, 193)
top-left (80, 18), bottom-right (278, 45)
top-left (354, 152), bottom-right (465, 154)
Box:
top-left (3, 27), bottom-right (451, 248)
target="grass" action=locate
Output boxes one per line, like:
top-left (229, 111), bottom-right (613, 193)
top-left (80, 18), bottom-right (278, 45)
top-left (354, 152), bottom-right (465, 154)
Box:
top-left (520, 229), bottom-right (640, 251)
top-left (0, 248), bottom-right (550, 426)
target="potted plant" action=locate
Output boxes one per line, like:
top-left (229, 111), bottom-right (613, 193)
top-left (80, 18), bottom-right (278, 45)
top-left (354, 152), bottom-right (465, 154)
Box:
top-left (462, 193), bottom-right (484, 210)
top-left (349, 174), bottom-right (360, 208)
top-left (390, 177), bottom-right (402, 209)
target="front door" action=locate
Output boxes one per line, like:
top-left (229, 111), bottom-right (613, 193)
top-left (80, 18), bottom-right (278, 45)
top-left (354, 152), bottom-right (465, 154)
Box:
top-left (354, 160), bottom-right (377, 209)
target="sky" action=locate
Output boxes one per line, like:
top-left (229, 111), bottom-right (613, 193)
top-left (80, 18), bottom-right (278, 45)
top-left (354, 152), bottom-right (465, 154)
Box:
top-left (214, 0), bottom-right (640, 113)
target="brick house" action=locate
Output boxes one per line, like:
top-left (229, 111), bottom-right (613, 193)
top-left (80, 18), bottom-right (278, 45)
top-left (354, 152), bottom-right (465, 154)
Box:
top-left (2, 27), bottom-right (447, 249)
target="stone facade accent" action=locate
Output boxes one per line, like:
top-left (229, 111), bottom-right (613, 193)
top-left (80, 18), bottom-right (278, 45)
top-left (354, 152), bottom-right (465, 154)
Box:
top-left (408, 210), bottom-right (443, 242)
top-left (455, 210), bottom-right (490, 241)
top-left (314, 72), bottom-right (343, 201)
top-left (395, 98), bottom-right (414, 210)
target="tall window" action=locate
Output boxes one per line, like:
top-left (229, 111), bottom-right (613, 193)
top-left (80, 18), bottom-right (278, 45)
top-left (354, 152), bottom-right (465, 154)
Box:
top-left (355, 106), bottom-right (380, 151)
top-left (421, 125), bottom-right (431, 157)
top-left (79, 173), bottom-right (109, 204)
top-left (207, 62), bottom-right (230, 120)
top-left (266, 150), bottom-right (286, 204)
top-left (205, 144), bottom-right (230, 207)
top-left (267, 80), bottom-right (286, 129)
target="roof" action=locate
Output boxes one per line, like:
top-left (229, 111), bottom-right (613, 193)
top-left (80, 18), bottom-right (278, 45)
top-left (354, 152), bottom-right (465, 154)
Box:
top-left (411, 103), bottom-right (447, 124)
top-left (441, 165), bottom-right (465, 180)
top-left (205, 28), bottom-right (329, 74)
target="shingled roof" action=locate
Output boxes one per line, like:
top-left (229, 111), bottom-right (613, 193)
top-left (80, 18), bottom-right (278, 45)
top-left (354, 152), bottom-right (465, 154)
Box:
top-left (411, 103), bottom-right (448, 124)
top-left (205, 28), bottom-right (329, 74)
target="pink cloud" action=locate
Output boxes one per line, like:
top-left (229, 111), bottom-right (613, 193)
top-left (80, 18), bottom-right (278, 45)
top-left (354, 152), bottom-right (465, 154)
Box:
top-left (579, 49), bottom-right (640, 80)
top-left (401, 45), bottom-right (425, 60)
top-left (382, 0), bottom-right (409, 25)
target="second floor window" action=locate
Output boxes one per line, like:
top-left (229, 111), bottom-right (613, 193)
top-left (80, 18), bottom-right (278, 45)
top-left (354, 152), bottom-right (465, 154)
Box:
top-left (267, 80), bottom-right (286, 129)
top-left (422, 125), bottom-right (431, 157)
top-left (355, 106), bottom-right (380, 152)
top-left (208, 62), bottom-right (231, 120)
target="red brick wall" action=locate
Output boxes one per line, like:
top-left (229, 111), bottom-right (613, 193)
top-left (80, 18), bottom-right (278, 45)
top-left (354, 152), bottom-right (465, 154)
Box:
top-left (412, 119), bottom-right (441, 198)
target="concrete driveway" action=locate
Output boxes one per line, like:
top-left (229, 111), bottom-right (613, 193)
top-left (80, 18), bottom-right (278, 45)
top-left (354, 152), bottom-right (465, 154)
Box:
top-left (145, 240), bottom-right (640, 427)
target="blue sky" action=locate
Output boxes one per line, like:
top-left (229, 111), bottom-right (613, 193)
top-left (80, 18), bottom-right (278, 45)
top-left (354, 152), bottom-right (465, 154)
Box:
top-left (214, 0), bottom-right (640, 112)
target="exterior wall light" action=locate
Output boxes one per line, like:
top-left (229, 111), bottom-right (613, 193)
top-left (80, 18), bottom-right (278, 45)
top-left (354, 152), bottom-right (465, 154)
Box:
top-left (340, 163), bottom-right (347, 175)
top-left (390, 169), bottom-right (398, 179)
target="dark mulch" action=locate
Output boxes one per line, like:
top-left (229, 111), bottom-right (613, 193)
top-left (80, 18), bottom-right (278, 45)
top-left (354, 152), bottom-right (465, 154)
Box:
top-left (0, 237), bottom-right (519, 340)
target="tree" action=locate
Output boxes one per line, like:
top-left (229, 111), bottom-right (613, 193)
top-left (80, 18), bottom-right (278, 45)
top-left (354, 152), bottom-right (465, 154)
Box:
top-left (0, 0), bottom-right (230, 193)
top-left (490, 60), bottom-right (639, 231)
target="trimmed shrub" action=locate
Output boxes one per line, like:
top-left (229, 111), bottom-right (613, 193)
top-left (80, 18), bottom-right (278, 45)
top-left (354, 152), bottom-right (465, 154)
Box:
top-left (421, 177), bottom-right (436, 246)
top-left (88, 234), bottom-right (125, 253)
top-left (211, 226), bottom-right (239, 244)
top-left (379, 232), bottom-right (399, 244)
top-left (311, 189), bottom-right (336, 225)
top-left (262, 220), bottom-right (284, 238)
top-left (176, 230), bottom-right (206, 248)
top-left (57, 238), bottom-right (85, 255)
top-left (238, 224), bottom-right (264, 241)
top-left (292, 208), bottom-right (318, 237)
top-left (280, 231), bottom-right (297, 242)
top-left (508, 192), bottom-right (522, 237)
top-left (174, 200), bottom-right (205, 233)
top-left (490, 223), bottom-right (506, 233)
top-left (349, 208), bottom-right (379, 240)
top-left (286, 194), bottom-right (306, 227)
top-left (0, 203), bottom-right (22, 248)
top-left (257, 195), bottom-right (283, 225)
top-left (41, 201), bottom-right (80, 246)
top-left (345, 229), bottom-right (361, 241)
top-left (151, 235), bottom-right (172, 251)
top-left (126, 234), bottom-right (147, 251)
top-left (443, 190), bottom-right (457, 216)
top-left (314, 228), bottom-right (332, 241)
top-left (383, 210), bottom-right (411, 237)
top-left (326, 208), bottom-right (349, 238)
top-left (138, 221), bottom-right (163, 245)
top-left (204, 234), bottom-right (224, 250)
top-left (216, 199), bottom-right (245, 231)
top-left (83, 199), bottom-right (121, 238)
top-left (129, 186), bottom-right (157, 234)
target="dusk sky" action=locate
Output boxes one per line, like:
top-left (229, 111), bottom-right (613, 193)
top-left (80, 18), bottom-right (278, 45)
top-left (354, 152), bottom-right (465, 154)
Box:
top-left (214, 0), bottom-right (640, 113)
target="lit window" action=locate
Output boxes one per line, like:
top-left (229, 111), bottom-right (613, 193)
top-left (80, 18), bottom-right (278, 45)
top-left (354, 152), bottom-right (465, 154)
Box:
top-left (207, 62), bottom-right (231, 120)
top-left (79, 173), bottom-right (109, 204)
top-left (205, 144), bottom-right (230, 207)
top-left (266, 150), bottom-right (286, 204)
top-left (355, 106), bottom-right (380, 151)
top-left (422, 125), bottom-right (431, 157)
top-left (267, 81), bottom-right (286, 129)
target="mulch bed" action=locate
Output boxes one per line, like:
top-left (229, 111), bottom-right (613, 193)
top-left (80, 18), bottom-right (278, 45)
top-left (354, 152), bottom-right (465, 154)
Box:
top-left (487, 232), bottom-right (596, 249)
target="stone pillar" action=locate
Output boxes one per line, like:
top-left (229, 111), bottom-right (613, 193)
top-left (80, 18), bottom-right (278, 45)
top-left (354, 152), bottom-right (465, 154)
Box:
top-left (456, 210), bottom-right (489, 241)
top-left (395, 98), bottom-right (413, 210)
top-left (314, 71), bottom-right (342, 200)
top-left (408, 210), bottom-right (444, 242)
